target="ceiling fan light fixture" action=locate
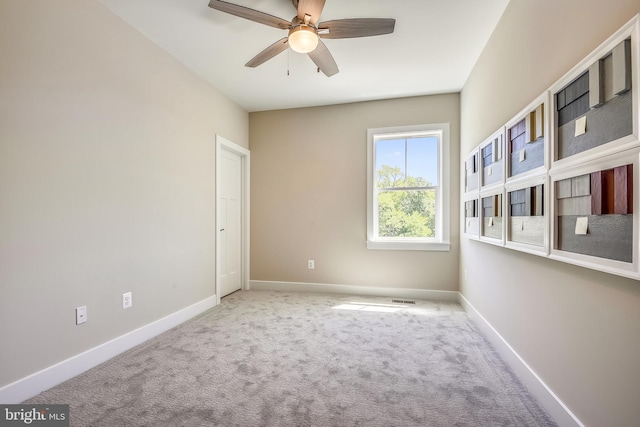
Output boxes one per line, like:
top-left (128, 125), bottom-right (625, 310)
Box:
top-left (288, 25), bottom-right (319, 53)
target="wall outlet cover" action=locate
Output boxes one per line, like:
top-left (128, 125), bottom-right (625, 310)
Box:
top-left (122, 292), bottom-right (132, 309)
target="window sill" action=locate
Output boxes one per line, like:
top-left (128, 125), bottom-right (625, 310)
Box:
top-left (366, 240), bottom-right (451, 251)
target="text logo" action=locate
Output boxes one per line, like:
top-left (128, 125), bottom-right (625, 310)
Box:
top-left (0, 405), bottom-right (69, 427)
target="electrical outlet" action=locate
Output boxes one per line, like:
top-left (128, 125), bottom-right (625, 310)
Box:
top-left (122, 292), bottom-right (132, 309)
top-left (76, 306), bottom-right (87, 325)
top-left (308, 260), bottom-right (315, 269)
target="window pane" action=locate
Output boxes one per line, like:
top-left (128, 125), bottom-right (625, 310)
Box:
top-left (377, 189), bottom-right (436, 238)
top-left (375, 139), bottom-right (405, 188)
top-left (407, 137), bottom-right (438, 186)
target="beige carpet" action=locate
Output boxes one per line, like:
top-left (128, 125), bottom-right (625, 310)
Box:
top-left (26, 290), bottom-right (556, 426)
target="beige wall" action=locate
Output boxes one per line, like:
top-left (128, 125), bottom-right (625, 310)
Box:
top-left (0, 0), bottom-right (248, 387)
top-left (250, 94), bottom-right (460, 291)
top-left (460, 1), bottom-right (640, 426)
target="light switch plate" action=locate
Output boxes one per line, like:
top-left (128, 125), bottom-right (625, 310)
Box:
top-left (76, 306), bottom-right (87, 325)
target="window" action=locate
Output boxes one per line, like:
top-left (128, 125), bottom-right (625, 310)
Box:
top-left (367, 124), bottom-right (450, 251)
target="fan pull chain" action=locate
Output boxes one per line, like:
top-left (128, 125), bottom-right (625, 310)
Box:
top-left (287, 48), bottom-right (290, 76)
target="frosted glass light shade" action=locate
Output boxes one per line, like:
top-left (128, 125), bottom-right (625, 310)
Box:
top-left (288, 26), bottom-right (319, 53)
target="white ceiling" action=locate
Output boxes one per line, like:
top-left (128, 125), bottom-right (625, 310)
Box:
top-left (97, 0), bottom-right (510, 112)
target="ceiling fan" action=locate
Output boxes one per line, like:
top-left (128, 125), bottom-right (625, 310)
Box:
top-left (207, 0), bottom-right (395, 77)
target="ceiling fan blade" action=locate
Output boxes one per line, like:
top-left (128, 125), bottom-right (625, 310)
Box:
top-left (208, 0), bottom-right (290, 30)
top-left (307, 39), bottom-right (338, 77)
top-left (297, 0), bottom-right (326, 25)
top-left (318, 18), bottom-right (396, 39)
top-left (245, 37), bottom-right (289, 68)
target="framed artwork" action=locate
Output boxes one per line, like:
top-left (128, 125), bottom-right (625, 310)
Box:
top-left (550, 16), bottom-right (638, 167)
top-left (463, 194), bottom-right (480, 240)
top-left (505, 174), bottom-right (548, 256)
top-left (506, 92), bottom-right (549, 182)
top-left (464, 148), bottom-right (480, 195)
top-left (479, 128), bottom-right (506, 190)
top-left (480, 188), bottom-right (505, 246)
top-left (549, 148), bottom-right (639, 279)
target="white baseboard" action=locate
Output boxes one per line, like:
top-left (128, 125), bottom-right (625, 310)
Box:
top-left (0, 295), bottom-right (217, 404)
top-left (249, 280), bottom-right (459, 302)
top-left (459, 293), bottom-right (583, 427)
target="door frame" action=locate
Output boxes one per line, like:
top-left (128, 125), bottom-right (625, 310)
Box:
top-left (215, 134), bottom-right (250, 305)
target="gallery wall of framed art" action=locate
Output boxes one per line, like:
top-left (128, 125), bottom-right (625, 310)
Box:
top-left (462, 15), bottom-right (640, 279)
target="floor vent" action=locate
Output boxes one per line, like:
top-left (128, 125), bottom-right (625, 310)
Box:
top-left (392, 299), bottom-right (416, 305)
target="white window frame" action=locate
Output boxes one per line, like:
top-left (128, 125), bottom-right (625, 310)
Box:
top-left (367, 123), bottom-right (451, 251)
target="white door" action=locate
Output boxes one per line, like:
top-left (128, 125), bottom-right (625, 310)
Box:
top-left (218, 148), bottom-right (242, 297)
